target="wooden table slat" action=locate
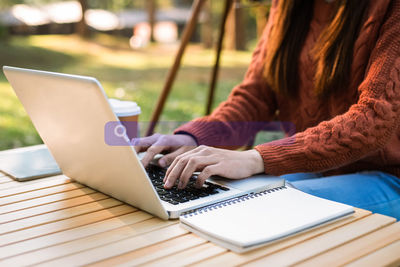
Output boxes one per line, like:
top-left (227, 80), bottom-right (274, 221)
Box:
top-left (296, 222), bottom-right (400, 266)
top-left (0, 180), bottom-right (38, 191)
top-left (87, 234), bottom-right (207, 267)
top-left (0, 176), bottom-right (69, 192)
top-left (0, 187), bottom-right (95, 215)
top-left (0, 176), bottom-right (13, 184)
top-left (0, 204), bottom-right (136, 247)
top-left (0, 182), bottom-right (85, 207)
top-left (0, 211), bottom-right (150, 259)
top-left (142, 242), bottom-right (226, 267)
top-left (0, 192), bottom-right (108, 224)
top-left (346, 240), bottom-right (400, 267)
top-left (34, 223), bottom-right (186, 267)
top-left (243, 213), bottom-right (396, 266)
top-left (0, 176), bottom-right (70, 198)
top-left (0, 198), bottom-right (123, 235)
top-left (192, 208), bottom-right (370, 267)
top-left (0, 213), bottom-right (165, 266)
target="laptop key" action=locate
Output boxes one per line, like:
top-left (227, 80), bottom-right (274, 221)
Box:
top-left (146, 165), bottom-right (229, 205)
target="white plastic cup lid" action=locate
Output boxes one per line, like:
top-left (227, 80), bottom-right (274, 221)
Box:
top-left (109, 98), bottom-right (141, 117)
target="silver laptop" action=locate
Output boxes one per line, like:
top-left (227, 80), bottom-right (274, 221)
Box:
top-left (3, 66), bottom-right (284, 219)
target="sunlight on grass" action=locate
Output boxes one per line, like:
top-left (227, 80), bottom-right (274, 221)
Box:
top-left (24, 35), bottom-right (253, 68)
top-left (0, 34), bottom-right (253, 150)
top-left (0, 82), bottom-right (42, 148)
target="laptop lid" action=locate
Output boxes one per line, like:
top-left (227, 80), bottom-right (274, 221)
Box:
top-left (3, 66), bottom-right (169, 220)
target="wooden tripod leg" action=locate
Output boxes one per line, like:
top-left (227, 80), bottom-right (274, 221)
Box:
top-left (146, 0), bottom-right (206, 136)
top-left (205, 0), bottom-right (233, 115)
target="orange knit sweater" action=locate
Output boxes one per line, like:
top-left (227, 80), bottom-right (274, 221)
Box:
top-left (176, 0), bottom-right (400, 178)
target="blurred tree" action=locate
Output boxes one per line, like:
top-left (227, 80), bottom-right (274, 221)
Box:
top-left (254, 2), bottom-right (270, 38)
top-left (201, 0), bottom-right (213, 48)
top-left (146, 0), bottom-right (156, 42)
top-left (76, 0), bottom-right (90, 37)
top-left (225, 0), bottom-right (246, 50)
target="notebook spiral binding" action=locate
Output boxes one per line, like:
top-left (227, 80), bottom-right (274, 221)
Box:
top-left (182, 186), bottom-right (287, 218)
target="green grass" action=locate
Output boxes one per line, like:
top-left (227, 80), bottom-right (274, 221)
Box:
top-left (0, 34), bottom-right (254, 150)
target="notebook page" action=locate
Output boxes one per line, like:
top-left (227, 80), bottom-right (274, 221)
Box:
top-left (180, 187), bottom-right (353, 248)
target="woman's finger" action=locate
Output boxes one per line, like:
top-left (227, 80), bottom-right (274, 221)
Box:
top-left (178, 156), bottom-right (217, 189)
top-left (164, 147), bottom-right (205, 181)
top-left (158, 146), bottom-right (192, 168)
top-left (141, 142), bottom-right (169, 168)
top-left (164, 153), bottom-right (195, 188)
top-left (195, 164), bottom-right (221, 188)
top-left (133, 134), bottom-right (161, 153)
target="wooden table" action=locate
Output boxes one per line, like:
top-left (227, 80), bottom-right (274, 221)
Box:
top-left (0, 172), bottom-right (399, 266)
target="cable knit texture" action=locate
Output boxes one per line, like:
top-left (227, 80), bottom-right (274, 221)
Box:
top-left (175, 0), bottom-right (400, 178)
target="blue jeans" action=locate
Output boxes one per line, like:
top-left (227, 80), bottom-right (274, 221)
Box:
top-left (282, 171), bottom-right (400, 220)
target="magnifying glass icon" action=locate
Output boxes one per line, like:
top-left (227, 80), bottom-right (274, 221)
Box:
top-left (114, 124), bottom-right (129, 141)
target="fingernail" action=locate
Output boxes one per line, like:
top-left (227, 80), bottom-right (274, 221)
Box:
top-left (159, 159), bottom-right (166, 167)
top-left (178, 181), bottom-right (183, 189)
top-left (164, 180), bottom-right (171, 188)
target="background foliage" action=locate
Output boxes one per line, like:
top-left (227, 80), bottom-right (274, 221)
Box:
top-left (0, 0), bottom-right (279, 150)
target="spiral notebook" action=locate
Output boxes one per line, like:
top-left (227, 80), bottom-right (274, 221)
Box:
top-left (180, 186), bottom-right (354, 253)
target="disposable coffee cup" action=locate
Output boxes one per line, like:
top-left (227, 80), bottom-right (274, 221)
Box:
top-left (109, 98), bottom-right (141, 140)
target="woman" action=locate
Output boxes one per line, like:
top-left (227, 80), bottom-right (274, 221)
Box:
top-left (136, 0), bottom-right (400, 219)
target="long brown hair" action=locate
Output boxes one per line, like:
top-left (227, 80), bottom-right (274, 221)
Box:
top-left (264, 0), bottom-right (369, 97)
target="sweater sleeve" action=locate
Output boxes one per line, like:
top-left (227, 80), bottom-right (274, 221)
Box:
top-left (174, 5), bottom-right (278, 147)
top-left (255, 0), bottom-right (400, 175)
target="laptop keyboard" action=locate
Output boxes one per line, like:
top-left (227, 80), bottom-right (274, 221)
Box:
top-left (146, 165), bottom-right (230, 205)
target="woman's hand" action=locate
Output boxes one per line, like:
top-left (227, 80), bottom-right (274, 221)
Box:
top-left (134, 134), bottom-right (197, 167)
top-left (163, 146), bottom-right (265, 189)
